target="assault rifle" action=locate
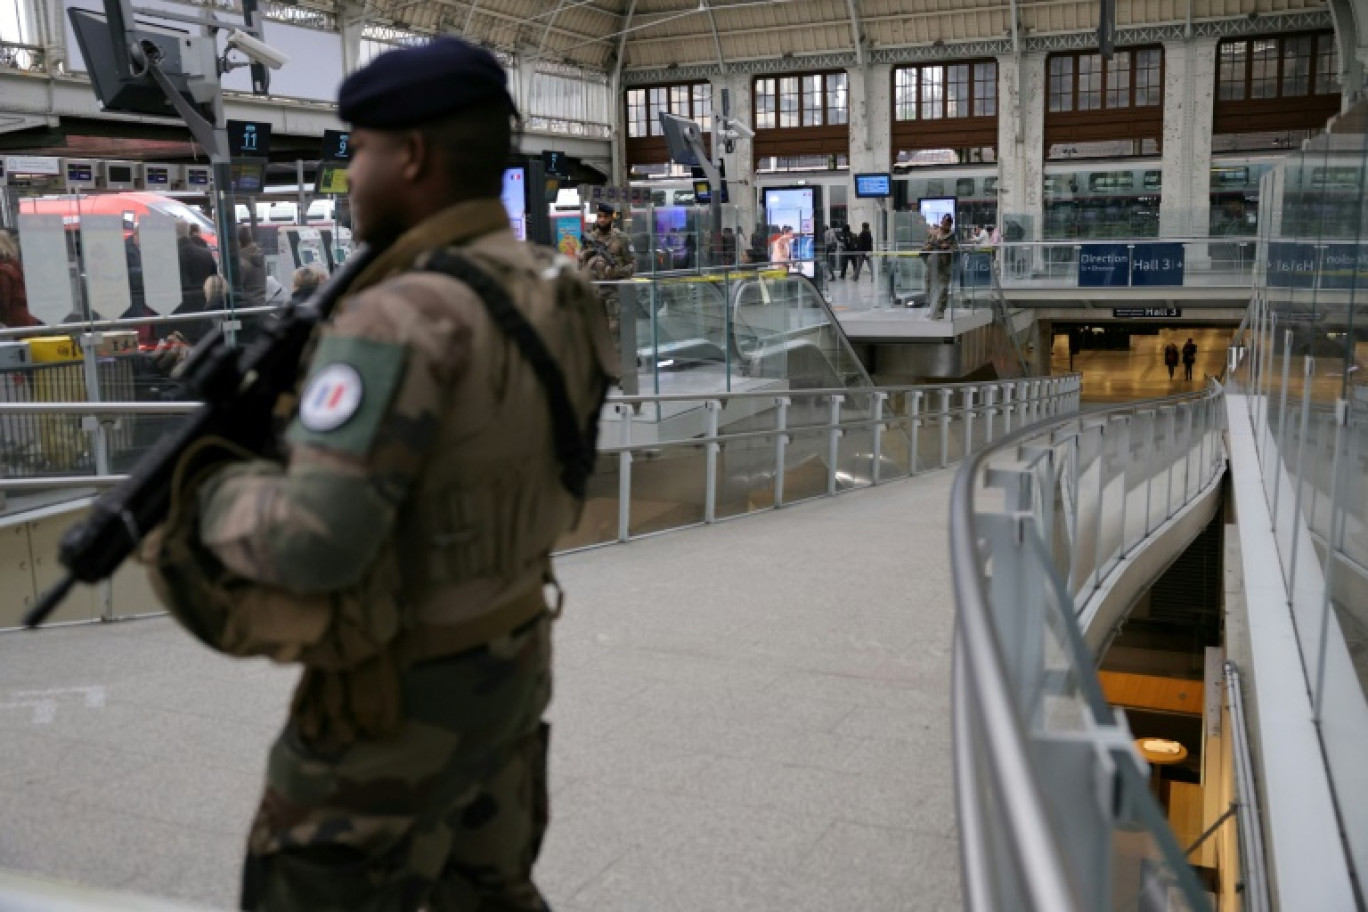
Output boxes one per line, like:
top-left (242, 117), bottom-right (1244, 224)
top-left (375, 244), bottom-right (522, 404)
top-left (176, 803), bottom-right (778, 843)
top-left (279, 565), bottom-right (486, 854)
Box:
top-left (583, 233), bottom-right (618, 271)
top-left (23, 244), bottom-right (383, 628)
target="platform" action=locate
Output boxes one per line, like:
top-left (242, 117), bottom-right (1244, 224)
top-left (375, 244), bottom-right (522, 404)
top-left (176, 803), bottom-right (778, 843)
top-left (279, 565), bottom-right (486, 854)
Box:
top-left (0, 469), bottom-right (963, 911)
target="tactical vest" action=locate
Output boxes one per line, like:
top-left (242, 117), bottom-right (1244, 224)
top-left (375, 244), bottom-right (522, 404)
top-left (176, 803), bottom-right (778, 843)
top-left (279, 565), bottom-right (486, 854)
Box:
top-left (390, 243), bottom-right (613, 640)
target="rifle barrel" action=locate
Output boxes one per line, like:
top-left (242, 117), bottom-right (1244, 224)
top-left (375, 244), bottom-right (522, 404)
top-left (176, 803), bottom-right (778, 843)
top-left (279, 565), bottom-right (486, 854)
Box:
top-left (23, 574), bottom-right (78, 628)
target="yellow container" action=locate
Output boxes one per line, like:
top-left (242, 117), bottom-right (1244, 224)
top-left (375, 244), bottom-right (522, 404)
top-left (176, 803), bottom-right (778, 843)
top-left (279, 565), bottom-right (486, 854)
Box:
top-left (26, 336), bottom-right (80, 363)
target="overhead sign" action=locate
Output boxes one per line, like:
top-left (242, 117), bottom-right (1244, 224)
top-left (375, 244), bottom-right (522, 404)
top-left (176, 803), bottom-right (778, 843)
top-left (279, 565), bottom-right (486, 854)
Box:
top-left (1078, 244), bottom-right (1130, 287)
top-left (321, 129), bottom-right (351, 162)
top-left (4, 156), bottom-right (60, 175)
top-left (1113, 307), bottom-right (1182, 318)
top-left (1130, 243), bottom-right (1185, 287)
top-left (588, 185), bottom-right (649, 207)
top-left (541, 149), bottom-right (568, 178)
top-left (227, 120), bottom-right (272, 158)
top-left (1265, 242), bottom-right (1317, 288)
top-left (1316, 243), bottom-right (1368, 290)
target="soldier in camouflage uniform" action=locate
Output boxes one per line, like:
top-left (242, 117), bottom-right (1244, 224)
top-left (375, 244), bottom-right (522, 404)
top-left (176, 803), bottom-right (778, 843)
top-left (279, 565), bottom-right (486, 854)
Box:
top-left (578, 202), bottom-right (634, 347)
top-left (140, 37), bottom-right (614, 911)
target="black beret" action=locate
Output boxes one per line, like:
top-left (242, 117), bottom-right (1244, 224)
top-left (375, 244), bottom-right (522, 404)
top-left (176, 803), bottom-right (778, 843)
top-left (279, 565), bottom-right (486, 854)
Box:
top-left (337, 36), bottom-right (517, 129)
top-left (596, 203), bottom-right (615, 215)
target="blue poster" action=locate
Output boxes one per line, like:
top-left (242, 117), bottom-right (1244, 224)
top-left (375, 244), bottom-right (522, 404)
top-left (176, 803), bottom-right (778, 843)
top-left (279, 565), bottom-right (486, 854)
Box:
top-left (1317, 243), bottom-right (1368, 290)
top-left (1266, 242), bottom-right (1318, 288)
top-left (959, 251), bottom-right (993, 287)
top-left (1078, 244), bottom-right (1130, 287)
top-left (1130, 243), bottom-right (1185, 287)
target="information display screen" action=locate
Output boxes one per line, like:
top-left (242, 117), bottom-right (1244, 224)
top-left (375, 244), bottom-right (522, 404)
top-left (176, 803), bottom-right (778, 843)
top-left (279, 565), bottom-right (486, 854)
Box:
top-left (919, 196), bottom-right (957, 227)
top-left (854, 173), bottom-right (892, 198)
top-left (763, 186), bottom-right (816, 278)
top-left (321, 129), bottom-right (351, 162)
top-left (693, 179), bottom-right (729, 204)
top-left (230, 159), bottom-right (266, 193)
top-left (502, 166), bottom-right (527, 241)
top-left (316, 163), bottom-right (349, 195)
top-left (541, 150), bottom-right (567, 178)
top-left (227, 120), bottom-right (272, 158)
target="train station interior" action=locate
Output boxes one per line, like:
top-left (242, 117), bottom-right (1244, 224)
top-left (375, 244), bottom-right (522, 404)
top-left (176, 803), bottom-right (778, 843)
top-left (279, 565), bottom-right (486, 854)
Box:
top-left (1, 0), bottom-right (1366, 909)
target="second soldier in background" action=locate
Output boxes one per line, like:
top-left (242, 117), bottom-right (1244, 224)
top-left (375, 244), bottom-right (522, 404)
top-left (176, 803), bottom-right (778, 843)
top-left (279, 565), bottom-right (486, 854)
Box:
top-left (579, 202), bottom-right (635, 348)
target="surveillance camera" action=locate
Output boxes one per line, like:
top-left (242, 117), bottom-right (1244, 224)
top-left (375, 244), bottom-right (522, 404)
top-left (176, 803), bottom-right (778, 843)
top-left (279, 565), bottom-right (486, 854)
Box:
top-left (226, 29), bottom-right (289, 70)
top-left (724, 118), bottom-right (755, 140)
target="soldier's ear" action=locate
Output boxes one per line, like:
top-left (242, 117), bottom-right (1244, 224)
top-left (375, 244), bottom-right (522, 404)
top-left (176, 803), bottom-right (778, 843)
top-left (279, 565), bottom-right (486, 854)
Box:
top-left (400, 129), bottom-right (429, 184)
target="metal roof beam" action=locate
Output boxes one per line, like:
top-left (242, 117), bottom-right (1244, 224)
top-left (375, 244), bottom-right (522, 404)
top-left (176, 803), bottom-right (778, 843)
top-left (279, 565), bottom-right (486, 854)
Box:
top-left (847, 0), bottom-right (864, 67)
top-left (611, 0), bottom-right (637, 84)
top-left (536, 0), bottom-right (568, 57)
top-left (702, 0), bottom-right (726, 74)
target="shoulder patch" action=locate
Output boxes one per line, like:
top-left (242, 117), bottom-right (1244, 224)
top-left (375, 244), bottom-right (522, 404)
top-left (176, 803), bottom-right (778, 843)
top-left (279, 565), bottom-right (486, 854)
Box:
top-left (286, 335), bottom-right (407, 456)
top-left (299, 363), bottom-right (364, 431)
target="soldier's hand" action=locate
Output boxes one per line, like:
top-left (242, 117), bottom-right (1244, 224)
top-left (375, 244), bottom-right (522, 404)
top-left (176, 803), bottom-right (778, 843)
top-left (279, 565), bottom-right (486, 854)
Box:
top-left (154, 332), bottom-right (192, 374)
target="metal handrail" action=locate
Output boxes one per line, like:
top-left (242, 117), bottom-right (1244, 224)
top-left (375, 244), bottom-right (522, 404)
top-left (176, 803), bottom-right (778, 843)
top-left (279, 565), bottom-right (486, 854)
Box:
top-left (949, 381), bottom-right (1225, 910)
top-left (0, 306), bottom-right (282, 342)
top-left (1224, 661), bottom-right (1271, 912)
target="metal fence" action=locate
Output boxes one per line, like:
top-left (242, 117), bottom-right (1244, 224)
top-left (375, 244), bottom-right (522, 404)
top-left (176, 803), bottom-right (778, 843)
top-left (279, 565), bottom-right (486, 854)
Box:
top-left (0, 374), bottom-right (1081, 624)
top-left (949, 383), bottom-right (1227, 911)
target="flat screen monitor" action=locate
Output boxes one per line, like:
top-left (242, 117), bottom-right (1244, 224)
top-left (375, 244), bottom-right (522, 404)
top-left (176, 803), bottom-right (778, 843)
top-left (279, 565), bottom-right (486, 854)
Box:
top-left (316, 162), bottom-right (349, 195)
top-left (658, 112), bottom-right (704, 166)
top-left (693, 179), bottom-right (729, 204)
top-left (854, 173), bottom-right (892, 199)
top-left (67, 8), bottom-right (209, 121)
top-left (918, 196), bottom-right (957, 228)
top-left (143, 166), bottom-right (171, 186)
top-left (230, 158), bottom-right (267, 193)
top-left (502, 166), bottom-right (528, 241)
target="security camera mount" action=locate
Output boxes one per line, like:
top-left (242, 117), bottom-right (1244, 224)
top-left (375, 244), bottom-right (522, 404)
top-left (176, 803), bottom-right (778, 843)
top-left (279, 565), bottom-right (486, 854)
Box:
top-left (75, 0), bottom-right (285, 323)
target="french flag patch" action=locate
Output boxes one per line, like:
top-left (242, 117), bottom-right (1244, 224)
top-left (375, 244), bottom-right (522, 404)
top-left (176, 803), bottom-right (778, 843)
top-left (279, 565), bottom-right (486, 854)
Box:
top-left (298, 363), bottom-right (364, 432)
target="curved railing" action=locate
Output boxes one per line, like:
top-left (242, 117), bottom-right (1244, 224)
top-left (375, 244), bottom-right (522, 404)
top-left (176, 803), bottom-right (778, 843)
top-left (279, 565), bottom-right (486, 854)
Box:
top-left (950, 383), bottom-right (1227, 911)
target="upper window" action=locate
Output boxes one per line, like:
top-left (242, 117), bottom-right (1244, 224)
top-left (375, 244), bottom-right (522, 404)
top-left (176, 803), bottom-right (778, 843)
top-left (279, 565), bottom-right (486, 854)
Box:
top-left (754, 72), bottom-right (848, 130)
top-left (894, 61), bottom-right (997, 121)
top-left (1217, 33), bottom-right (1338, 101)
top-left (625, 81), bottom-right (712, 139)
top-left (1047, 48), bottom-right (1162, 113)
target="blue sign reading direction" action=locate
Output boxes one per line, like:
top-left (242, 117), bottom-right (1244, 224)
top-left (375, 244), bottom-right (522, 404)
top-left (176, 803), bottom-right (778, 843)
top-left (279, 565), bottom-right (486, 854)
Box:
top-left (1317, 243), bottom-right (1368, 290)
top-left (1265, 242), bottom-right (1318, 289)
top-left (1130, 243), bottom-right (1185, 287)
top-left (1078, 244), bottom-right (1130, 287)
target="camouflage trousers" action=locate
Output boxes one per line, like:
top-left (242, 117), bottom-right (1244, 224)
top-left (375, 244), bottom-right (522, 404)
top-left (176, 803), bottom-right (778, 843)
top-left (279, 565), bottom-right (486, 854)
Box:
top-left (598, 288), bottom-right (621, 353)
top-left (240, 614), bottom-right (554, 912)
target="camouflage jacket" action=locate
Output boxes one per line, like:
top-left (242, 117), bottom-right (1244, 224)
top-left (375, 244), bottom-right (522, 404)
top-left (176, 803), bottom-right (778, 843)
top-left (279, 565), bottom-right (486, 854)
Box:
top-left (147, 199), bottom-right (614, 673)
top-left (578, 227), bottom-right (635, 281)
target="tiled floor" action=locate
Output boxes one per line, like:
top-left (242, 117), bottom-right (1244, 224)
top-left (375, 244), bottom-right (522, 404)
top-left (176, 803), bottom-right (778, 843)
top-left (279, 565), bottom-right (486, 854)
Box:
top-left (0, 468), bottom-right (963, 911)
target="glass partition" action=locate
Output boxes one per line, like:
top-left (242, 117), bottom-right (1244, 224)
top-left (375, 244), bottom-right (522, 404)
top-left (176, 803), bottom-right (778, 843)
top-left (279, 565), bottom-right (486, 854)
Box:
top-left (1226, 93), bottom-right (1368, 893)
top-left (605, 267), bottom-right (873, 402)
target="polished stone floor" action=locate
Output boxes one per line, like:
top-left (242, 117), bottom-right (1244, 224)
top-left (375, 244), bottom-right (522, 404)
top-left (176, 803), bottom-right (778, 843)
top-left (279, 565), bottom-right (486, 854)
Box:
top-left (0, 469), bottom-right (962, 911)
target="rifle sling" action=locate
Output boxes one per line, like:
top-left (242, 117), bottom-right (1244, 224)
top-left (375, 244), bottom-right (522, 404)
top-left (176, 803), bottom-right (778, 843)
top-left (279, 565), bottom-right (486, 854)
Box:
top-left (419, 250), bottom-right (594, 500)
